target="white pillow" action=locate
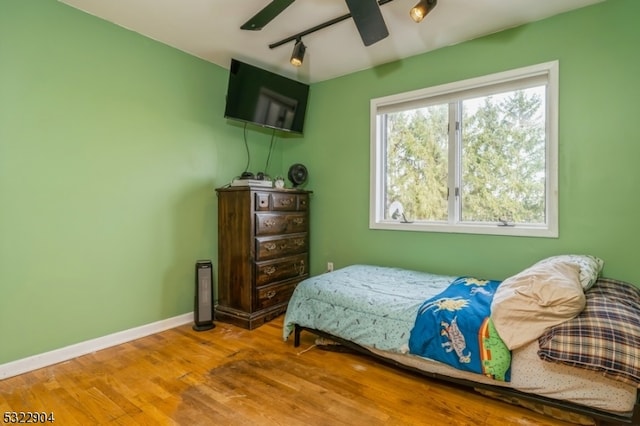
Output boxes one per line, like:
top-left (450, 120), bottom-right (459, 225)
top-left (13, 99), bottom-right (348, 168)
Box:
top-left (533, 254), bottom-right (604, 290)
top-left (491, 261), bottom-right (586, 350)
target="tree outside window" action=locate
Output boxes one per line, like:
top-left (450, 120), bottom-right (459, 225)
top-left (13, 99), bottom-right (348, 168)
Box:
top-left (371, 61), bottom-right (558, 237)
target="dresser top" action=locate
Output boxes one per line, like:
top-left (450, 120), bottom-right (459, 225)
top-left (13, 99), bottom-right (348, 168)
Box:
top-left (216, 185), bottom-right (312, 194)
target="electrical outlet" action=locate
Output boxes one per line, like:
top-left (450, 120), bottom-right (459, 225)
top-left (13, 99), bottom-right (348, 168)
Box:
top-left (327, 262), bottom-right (334, 272)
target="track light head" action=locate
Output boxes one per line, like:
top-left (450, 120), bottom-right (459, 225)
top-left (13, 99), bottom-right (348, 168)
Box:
top-left (290, 39), bottom-right (306, 67)
top-left (410, 0), bottom-right (437, 23)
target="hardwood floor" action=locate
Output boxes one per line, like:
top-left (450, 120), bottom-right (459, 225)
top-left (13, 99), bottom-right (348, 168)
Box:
top-left (0, 316), bottom-right (579, 425)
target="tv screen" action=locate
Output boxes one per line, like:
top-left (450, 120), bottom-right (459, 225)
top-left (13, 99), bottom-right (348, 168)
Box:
top-left (224, 59), bottom-right (309, 135)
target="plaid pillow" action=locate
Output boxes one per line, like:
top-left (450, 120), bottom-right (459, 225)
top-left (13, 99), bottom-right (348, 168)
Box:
top-left (537, 278), bottom-right (640, 387)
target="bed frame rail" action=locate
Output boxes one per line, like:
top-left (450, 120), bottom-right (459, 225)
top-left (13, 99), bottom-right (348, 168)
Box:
top-left (293, 324), bottom-right (640, 426)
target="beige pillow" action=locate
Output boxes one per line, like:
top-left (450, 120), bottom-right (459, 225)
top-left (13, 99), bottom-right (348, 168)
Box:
top-left (491, 261), bottom-right (585, 350)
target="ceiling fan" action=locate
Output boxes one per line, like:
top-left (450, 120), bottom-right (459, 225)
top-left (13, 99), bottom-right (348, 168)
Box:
top-left (241, 0), bottom-right (392, 47)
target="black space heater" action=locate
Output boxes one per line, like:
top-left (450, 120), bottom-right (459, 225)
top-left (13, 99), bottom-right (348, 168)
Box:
top-left (193, 260), bottom-right (215, 331)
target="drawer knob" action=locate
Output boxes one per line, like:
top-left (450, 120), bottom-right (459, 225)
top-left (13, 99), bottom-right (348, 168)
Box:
top-left (264, 266), bottom-right (276, 275)
top-left (266, 290), bottom-right (277, 299)
top-left (264, 243), bottom-right (277, 251)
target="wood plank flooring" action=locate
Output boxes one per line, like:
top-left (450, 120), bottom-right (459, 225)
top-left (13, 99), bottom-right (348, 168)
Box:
top-left (0, 316), bottom-right (579, 425)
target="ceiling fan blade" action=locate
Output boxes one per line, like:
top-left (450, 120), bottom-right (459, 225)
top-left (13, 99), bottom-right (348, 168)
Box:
top-left (344, 0), bottom-right (389, 46)
top-left (241, 0), bottom-right (295, 31)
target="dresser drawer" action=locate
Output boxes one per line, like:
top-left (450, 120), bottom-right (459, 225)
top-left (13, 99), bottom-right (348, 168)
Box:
top-left (264, 192), bottom-right (309, 211)
top-left (255, 233), bottom-right (308, 261)
top-left (255, 213), bottom-right (308, 236)
top-left (297, 193), bottom-right (309, 211)
top-left (256, 280), bottom-right (300, 310)
top-left (255, 254), bottom-right (308, 287)
top-left (271, 192), bottom-right (297, 211)
top-left (255, 192), bottom-right (271, 211)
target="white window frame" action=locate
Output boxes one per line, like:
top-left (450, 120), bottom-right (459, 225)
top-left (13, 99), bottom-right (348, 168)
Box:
top-left (370, 61), bottom-right (559, 238)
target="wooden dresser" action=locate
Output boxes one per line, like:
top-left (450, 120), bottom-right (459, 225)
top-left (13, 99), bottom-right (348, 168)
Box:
top-left (215, 186), bottom-right (311, 329)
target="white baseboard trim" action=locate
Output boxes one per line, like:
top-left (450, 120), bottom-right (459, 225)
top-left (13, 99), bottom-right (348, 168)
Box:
top-left (0, 312), bottom-right (194, 381)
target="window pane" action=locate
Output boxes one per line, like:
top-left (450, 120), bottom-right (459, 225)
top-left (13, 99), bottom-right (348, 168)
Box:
top-left (383, 105), bottom-right (449, 221)
top-left (371, 61), bottom-right (558, 237)
top-left (460, 86), bottom-right (546, 224)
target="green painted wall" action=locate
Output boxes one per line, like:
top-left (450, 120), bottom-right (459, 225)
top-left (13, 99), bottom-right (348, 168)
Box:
top-left (286, 0), bottom-right (640, 284)
top-left (2, 0), bottom-right (638, 367)
top-left (0, 1), bottom-right (282, 364)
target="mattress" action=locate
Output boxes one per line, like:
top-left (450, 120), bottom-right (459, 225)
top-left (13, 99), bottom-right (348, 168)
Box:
top-left (283, 264), bottom-right (637, 414)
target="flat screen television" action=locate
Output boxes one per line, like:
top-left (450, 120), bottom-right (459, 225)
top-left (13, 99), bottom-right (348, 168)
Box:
top-left (224, 59), bottom-right (310, 135)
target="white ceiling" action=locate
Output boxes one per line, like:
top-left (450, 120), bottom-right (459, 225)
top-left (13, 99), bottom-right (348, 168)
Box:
top-left (58, 0), bottom-right (603, 83)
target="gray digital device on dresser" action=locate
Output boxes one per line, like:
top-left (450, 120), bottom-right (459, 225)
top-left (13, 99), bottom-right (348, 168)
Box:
top-left (193, 260), bottom-right (215, 331)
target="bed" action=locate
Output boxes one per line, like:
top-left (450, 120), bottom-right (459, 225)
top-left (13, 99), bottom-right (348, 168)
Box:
top-left (282, 259), bottom-right (640, 425)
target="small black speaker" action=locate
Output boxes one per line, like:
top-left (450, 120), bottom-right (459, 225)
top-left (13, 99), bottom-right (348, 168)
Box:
top-left (193, 260), bottom-right (215, 331)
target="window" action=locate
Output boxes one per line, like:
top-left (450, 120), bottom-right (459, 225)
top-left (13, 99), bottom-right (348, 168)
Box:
top-left (370, 61), bottom-right (558, 237)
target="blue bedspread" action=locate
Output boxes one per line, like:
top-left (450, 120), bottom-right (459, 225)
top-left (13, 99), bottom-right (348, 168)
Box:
top-left (409, 277), bottom-right (511, 381)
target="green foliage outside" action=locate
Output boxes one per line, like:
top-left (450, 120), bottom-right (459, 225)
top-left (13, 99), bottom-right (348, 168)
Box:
top-left (384, 87), bottom-right (546, 225)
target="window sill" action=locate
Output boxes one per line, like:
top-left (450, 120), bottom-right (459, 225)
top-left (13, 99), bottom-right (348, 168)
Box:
top-left (369, 220), bottom-right (558, 238)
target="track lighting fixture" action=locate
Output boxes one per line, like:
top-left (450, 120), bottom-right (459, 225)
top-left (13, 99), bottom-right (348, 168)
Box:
top-left (290, 38), bottom-right (306, 67)
top-left (269, 0), bottom-right (396, 65)
top-left (410, 0), bottom-right (437, 23)
top-left (262, 0), bottom-right (437, 67)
